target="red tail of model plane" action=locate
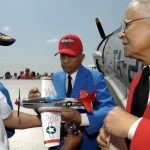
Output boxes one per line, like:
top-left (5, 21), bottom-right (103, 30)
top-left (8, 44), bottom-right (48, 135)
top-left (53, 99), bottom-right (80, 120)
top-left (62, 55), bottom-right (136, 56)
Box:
top-left (76, 90), bottom-right (96, 112)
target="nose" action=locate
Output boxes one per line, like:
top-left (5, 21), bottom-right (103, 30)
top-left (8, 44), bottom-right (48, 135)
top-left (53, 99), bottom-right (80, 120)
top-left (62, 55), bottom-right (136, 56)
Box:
top-left (118, 31), bottom-right (125, 39)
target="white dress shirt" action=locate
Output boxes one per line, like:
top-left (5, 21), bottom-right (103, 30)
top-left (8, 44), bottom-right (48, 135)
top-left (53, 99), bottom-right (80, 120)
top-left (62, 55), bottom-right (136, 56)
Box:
top-left (0, 91), bottom-right (12, 150)
top-left (66, 71), bottom-right (89, 126)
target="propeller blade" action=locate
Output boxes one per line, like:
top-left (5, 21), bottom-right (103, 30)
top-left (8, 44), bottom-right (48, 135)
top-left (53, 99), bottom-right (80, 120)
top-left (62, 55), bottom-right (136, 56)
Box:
top-left (95, 18), bottom-right (106, 39)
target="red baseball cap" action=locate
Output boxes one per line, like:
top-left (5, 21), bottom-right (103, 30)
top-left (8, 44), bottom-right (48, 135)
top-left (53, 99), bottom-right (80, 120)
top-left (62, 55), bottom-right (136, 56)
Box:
top-left (55, 34), bottom-right (83, 56)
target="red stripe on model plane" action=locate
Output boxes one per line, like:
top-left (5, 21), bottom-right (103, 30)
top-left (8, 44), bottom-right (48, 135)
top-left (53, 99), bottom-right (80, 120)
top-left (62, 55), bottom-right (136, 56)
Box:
top-left (39, 110), bottom-right (61, 113)
top-left (44, 139), bottom-right (60, 144)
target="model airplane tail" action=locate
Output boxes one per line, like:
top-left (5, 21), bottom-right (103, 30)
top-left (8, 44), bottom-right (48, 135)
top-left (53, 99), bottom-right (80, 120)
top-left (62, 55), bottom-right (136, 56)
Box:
top-left (76, 90), bottom-right (96, 112)
top-left (41, 77), bottom-right (57, 97)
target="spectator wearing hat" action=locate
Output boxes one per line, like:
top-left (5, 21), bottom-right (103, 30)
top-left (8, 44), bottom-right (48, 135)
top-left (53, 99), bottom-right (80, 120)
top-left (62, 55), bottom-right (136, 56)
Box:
top-left (29, 34), bottom-right (116, 150)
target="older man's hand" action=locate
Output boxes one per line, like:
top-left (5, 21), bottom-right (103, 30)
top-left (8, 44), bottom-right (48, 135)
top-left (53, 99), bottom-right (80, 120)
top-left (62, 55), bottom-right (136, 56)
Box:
top-left (97, 126), bottom-right (110, 150)
top-left (103, 106), bottom-right (138, 138)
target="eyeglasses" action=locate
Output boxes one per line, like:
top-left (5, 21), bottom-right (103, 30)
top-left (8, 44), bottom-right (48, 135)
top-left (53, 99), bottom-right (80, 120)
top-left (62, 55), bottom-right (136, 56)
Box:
top-left (121, 16), bottom-right (150, 32)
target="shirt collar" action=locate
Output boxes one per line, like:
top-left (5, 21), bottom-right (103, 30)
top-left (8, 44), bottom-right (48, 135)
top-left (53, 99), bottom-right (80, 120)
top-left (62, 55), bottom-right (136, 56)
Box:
top-left (66, 70), bottom-right (78, 81)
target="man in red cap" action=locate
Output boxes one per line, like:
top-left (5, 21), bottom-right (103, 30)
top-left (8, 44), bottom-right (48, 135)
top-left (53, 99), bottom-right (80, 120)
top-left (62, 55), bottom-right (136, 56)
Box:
top-left (29, 34), bottom-right (116, 150)
top-left (54, 34), bottom-right (116, 150)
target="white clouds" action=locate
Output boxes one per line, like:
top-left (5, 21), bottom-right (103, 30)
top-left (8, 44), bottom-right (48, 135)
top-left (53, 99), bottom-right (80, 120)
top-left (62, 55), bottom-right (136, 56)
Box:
top-left (46, 38), bottom-right (58, 44)
top-left (2, 26), bottom-right (10, 32)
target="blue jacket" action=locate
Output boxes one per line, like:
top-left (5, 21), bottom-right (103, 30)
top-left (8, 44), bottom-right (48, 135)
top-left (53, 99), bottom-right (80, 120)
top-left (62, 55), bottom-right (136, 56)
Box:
top-left (0, 82), bottom-right (15, 138)
top-left (52, 65), bottom-right (115, 150)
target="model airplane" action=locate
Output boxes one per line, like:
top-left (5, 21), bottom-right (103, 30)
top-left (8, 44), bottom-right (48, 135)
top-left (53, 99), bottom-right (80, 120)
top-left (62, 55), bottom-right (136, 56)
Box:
top-left (15, 90), bottom-right (95, 113)
top-left (15, 79), bottom-right (96, 148)
top-left (93, 18), bottom-right (143, 108)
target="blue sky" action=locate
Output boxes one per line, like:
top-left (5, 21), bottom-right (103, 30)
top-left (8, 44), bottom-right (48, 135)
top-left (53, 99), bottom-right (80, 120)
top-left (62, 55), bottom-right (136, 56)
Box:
top-left (0, 0), bottom-right (131, 77)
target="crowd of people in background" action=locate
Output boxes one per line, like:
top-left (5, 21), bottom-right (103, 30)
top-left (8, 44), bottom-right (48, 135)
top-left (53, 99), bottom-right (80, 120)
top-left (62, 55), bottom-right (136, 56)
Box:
top-left (2, 67), bottom-right (52, 80)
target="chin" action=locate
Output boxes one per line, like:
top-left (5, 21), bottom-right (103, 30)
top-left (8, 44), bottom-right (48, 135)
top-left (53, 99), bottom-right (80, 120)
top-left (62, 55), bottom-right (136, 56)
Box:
top-left (124, 50), bottom-right (132, 58)
top-left (124, 52), bottom-right (130, 58)
top-left (64, 69), bottom-right (72, 74)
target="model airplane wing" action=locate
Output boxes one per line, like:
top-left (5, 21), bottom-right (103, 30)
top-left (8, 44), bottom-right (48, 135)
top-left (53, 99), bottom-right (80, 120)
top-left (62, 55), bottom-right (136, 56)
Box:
top-left (19, 90), bottom-right (95, 112)
top-left (17, 79), bottom-right (96, 112)
top-left (38, 106), bottom-right (62, 147)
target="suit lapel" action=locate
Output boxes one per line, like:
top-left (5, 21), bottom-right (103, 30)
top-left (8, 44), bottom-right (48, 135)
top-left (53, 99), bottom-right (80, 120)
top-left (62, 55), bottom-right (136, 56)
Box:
top-left (60, 72), bottom-right (66, 96)
top-left (126, 72), bottom-right (142, 112)
top-left (55, 71), bottom-right (66, 97)
top-left (143, 102), bottom-right (150, 119)
top-left (127, 71), bottom-right (150, 119)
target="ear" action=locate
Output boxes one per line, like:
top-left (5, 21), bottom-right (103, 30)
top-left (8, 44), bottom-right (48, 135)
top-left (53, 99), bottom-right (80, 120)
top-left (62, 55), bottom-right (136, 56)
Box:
top-left (80, 54), bottom-right (85, 61)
